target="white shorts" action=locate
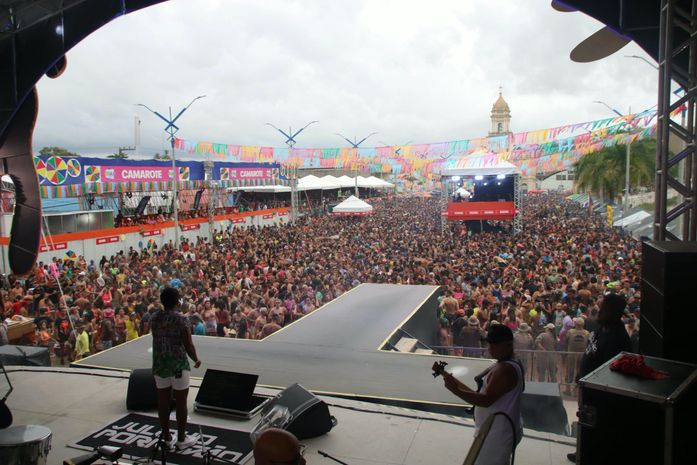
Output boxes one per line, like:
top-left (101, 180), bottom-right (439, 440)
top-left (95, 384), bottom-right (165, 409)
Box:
top-left (154, 370), bottom-right (190, 391)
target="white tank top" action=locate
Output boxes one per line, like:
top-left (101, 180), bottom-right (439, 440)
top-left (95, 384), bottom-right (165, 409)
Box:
top-left (474, 360), bottom-right (524, 440)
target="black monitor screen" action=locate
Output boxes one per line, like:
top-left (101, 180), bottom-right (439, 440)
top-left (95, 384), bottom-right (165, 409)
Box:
top-left (195, 369), bottom-right (258, 411)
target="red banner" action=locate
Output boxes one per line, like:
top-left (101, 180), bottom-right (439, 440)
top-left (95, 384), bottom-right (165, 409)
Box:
top-left (39, 242), bottom-right (68, 252)
top-left (181, 224), bottom-right (200, 231)
top-left (141, 229), bottom-right (161, 237)
top-left (230, 218), bottom-right (245, 224)
top-left (445, 201), bottom-right (515, 221)
top-left (262, 214), bottom-right (274, 219)
top-left (96, 236), bottom-right (119, 245)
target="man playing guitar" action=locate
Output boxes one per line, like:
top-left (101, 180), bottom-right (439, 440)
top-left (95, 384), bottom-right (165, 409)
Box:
top-left (433, 324), bottom-right (524, 465)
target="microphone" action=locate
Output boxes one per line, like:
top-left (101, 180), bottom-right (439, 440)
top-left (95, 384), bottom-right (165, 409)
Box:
top-left (63, 446), bottom-right (122, 465)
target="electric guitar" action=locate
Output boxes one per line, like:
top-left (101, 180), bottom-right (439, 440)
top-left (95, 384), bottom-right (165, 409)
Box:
top-left (431, 360), bottom-right (449, 378)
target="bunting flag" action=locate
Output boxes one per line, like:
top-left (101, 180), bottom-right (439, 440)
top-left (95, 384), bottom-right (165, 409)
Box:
top-left (173, 106), bottom-right (679, 180)
top-left (34, 106), bottom-right (685, 200)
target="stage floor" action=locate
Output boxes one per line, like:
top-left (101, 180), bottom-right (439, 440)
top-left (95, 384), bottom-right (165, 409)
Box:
top-left (74, 284), bottom-right (493, 409)
top-left (5, 367), bottom-right (576, 465)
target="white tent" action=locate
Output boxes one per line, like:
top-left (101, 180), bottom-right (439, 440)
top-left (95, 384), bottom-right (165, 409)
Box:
top-left (332, 195), bottom-right (374, 216)
top-left (442, 160), bottom-right (521, 177)
top-left (367, 176), bottom-right (394, 188)
top-left (317, 176), bottom-right (342, 189)
top-left (337, 175), bottom-right (358, 188)
top-left (297, 175), bottom-right (324, 190)
top-left (321, 175), bottom-right (341, 186)
top-left (613, 210), bottom-right (651, 228)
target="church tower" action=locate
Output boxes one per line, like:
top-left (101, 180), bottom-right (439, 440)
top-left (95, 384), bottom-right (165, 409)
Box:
top-left (489, 87), bottom-right (511, 136)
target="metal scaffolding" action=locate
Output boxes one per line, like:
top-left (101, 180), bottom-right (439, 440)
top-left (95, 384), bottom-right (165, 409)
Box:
top-left (440, 176), bottom-right (449, 233)
top-left (655, 0), bottom-right (697, 240)
top-left (514, 174), bottom-right (523, 234)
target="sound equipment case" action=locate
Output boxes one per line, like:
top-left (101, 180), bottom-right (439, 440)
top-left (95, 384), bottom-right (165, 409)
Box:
top-left (577, 352), bottom-right (697, 465)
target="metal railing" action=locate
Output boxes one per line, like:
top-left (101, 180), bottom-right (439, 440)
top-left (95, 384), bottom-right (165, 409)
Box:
top-left (433, 346), bottom-right (584, 396)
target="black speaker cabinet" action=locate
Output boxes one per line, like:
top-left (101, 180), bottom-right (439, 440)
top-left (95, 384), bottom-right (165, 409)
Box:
top-left (577, 352), bottom-right (697, 465)
top-left (260, 383), bottom-right (336, 440)
top-left (126, 368), bottom-right (158, 411)
top-left (640, 240), bottom-right (697, 363)
top-left (520, 382), bottom-right (568, 435)
top-left (134, 195), bottom-right (151, 217)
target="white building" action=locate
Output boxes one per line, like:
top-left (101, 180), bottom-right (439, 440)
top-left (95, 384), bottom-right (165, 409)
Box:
top-left (539, 169), bottom-right (575, 192)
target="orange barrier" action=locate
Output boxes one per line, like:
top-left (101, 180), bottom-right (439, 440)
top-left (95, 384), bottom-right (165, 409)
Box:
top-left (0, 208), bottom-right (289, 245)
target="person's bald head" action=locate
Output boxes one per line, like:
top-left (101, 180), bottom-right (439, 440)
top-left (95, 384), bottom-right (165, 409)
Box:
top-left (253, 428), bottom-right (305, 465)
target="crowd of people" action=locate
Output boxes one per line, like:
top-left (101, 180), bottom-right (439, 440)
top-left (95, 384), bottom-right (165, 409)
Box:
top-left (0, 193), bottom-right (641, 388)
top-left (114, 198), bottom-right (290, 228)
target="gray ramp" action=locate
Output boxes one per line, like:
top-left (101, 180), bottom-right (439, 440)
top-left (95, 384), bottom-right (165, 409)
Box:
top-left (74, 284), bottom-right (493, 408)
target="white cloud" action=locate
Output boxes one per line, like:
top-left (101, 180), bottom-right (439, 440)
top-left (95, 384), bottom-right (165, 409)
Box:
top-left (33, 0), bottom-right (658, 158)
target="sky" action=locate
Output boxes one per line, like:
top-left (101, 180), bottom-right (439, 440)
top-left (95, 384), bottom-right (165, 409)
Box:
top-left (33, 0), bottom-right (660, 159)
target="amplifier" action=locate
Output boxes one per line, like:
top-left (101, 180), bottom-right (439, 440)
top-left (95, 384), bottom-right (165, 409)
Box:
top-left (577, 352), bottom-right (697, 465)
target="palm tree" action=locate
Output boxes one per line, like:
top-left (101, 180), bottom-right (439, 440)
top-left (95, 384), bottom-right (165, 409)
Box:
top-left (574, 139), bottom-right (656, 202)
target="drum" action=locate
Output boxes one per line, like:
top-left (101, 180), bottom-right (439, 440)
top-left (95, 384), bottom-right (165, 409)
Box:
top-left (0, 425), bottom-right (52, 465)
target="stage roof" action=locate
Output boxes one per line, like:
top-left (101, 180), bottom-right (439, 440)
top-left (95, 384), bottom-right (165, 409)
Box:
top-left (441, 160), bottom-right (521, 177)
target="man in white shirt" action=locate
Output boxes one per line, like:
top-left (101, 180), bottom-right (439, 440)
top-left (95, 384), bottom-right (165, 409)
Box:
top-left (455, 186), bottom-right (471, 201)
top-left (441, 324), bottom-right (523, 465)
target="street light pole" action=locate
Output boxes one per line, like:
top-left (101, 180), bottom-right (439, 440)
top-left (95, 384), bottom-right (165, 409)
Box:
top-left (266, 121), bottom-right (318, 224)
top-left (625, 106), bottom-right (631, 214)
top-left (625, 55), bottom-right (659, 70)
top-left (594, 100), bottom-right (632, 217)
top-left (137, 95), bottom-right (206, 249)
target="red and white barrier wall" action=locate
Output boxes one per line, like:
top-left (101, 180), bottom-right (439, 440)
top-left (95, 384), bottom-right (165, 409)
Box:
top-left (0, 208), bottom-right (289, 273)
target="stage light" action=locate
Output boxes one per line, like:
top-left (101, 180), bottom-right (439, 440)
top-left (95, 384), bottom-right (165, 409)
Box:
top-left (483, 182), bottom-right (488, 186)
top-left (475, 175), bottom-right (484, 180)
top-left (452, 176), bottom-right (461, 181)
top-left (496, 174), bottom-right (505, 179)
top-left (497, 182), bottom-right (501, 185)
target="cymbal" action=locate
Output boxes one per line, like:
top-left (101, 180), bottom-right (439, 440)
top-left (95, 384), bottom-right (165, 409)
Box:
top-left (570, 26), bottom-right (631, 63)
top-left (551, 0), bottom-right (576, 13)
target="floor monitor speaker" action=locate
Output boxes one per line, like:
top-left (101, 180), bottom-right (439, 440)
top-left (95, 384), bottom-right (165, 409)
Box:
top-left (521, 382), bottom-right (568, 435)
top-left (126, 368), bottom-right (157, 411)
top-left (255, 383), bottom-right (336, 440)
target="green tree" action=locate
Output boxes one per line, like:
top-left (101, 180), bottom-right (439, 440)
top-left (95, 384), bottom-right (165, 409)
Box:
top-left (39, 146), bottom-right (80, 157)
top-left (107, 151), bottom-right (129, 159)
top-left (574, 139), bottom-right (656, 202)
top-left (159, 149), bottom-right (172, 161)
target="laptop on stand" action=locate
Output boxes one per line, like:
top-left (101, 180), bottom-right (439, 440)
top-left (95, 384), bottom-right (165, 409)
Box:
top-left (194, 369), bottom-right (270, 419)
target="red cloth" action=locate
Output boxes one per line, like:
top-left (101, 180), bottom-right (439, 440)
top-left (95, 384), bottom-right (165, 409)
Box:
top-left (609, 354), bottom-right (669, 380)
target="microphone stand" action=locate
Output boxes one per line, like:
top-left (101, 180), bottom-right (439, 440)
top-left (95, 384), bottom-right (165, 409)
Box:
top-left (150, 434), bottom-right (169, 465)
top-left (318, 450), bottom-right (349, 465)
top-left (198, 425), bottom-right (237, 465)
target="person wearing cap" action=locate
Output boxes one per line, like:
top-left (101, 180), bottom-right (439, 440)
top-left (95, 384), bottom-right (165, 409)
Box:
top-left (460, 315), bottom-right (485, 358)
top-left (535, 323), bottom-right (557, 382)
top-left (564, 318), bottom-right (589, 389)
top-left (450, 309), bottom-right (468, 356)
top-left (151, 286), bottom-right (202, 451)
top-left (441, 324), bottom-right (524, 465)
top-left (99, 308), bottom-right (116, 350)
top-left (513, 323), bottom-right (534, 376)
